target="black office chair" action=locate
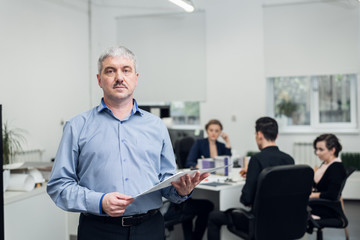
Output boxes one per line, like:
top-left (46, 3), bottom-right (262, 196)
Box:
top-left (308, 166), bottom-right (356, 240)
top-left (226, 164), bottom-right (314, 240)
top-left (174, 136), bottom-right (195, 169)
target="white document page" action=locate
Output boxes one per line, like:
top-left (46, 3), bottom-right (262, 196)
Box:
top-left (134, 164), bottom-right (232, 198)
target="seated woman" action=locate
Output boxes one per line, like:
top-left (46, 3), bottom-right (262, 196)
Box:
top-left (310, 133), bottom-right (346, 218)
top-left (185, 119), bottom-right (232, 168)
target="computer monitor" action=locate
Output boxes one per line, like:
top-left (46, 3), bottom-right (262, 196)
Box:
top-left (138, 105), bottom-right (170, 118)
top-left (167, 128), bottom-right (204, 150)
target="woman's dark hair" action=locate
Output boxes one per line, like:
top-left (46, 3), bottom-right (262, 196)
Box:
top-left (255, 117), bottom-right (278, 141)
top-left (313, 133), bottom-right (342, 157)
top-left (205, 119), bottom-right (223, 131)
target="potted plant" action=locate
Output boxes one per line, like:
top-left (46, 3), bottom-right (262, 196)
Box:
top-left (276, 99), bottom-right (298, 118)
top-left (2, 122), bottom-right (27, 165)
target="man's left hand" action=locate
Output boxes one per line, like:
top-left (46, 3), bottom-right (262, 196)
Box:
top-left (171, 171), bottom-right (210, 197)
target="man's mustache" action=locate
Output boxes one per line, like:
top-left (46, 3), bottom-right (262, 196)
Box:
top-left (113, 81), bottom-right (127, 88)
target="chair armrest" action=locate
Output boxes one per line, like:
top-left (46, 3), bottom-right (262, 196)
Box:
top-left (225, 207), bottom-right (254, 220)
top-left (225, 207), bottom-right (255, 239)
top-left (308, 198), bottom-right (342, 212)
top-left (308, 198), bottom-right (347, 228)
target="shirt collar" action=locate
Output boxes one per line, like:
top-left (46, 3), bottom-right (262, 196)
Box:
top-left (261, 145), bottom-right (279, 152)
top-left (97, 98), bottom-right (143, 117)
top-left (132, 99), bottom-right (143, 116)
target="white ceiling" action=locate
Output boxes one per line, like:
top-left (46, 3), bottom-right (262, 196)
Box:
top-left (55, 0), bottom-right (201, 11)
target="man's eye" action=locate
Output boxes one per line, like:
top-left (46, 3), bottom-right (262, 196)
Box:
top-left (124, 68), bottom-right (132, 74)
top-left (106, 69), bottom-right (114, 74)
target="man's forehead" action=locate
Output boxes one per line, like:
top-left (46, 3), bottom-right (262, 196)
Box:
top-left (103, 56), bottom-right (134, 67)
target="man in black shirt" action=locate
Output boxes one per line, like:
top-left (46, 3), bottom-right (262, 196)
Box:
top-left (207, 117), bottom-right (294, 240)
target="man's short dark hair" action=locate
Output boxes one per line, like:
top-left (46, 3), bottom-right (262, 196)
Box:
top-left (255, 117), bottom-right (278, 141)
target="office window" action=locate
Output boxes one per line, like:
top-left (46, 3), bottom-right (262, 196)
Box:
top-left (268, 74), bottom-right (357, 131)
top-left (318, 75), bottom-right (352, 123)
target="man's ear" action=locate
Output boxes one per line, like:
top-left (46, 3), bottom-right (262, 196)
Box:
top-left (134, 72), bottom-right (139, 87)
top-left (97, 74), bottom-right (102, 88)
top-left (257, 131), bottom-right (264, 140)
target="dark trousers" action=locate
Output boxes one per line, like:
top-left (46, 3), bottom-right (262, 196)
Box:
top-left (207, 210), bottom-right (248, 240)
top-left (78, 211), bottom-right (165, 240)
top-left (164, 198), bottom-right (214, 240)
top-left (181, 198), bottom-right (214, 240)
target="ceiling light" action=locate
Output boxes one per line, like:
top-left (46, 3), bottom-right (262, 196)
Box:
top-left (168, 0), bottom-right (195, 12)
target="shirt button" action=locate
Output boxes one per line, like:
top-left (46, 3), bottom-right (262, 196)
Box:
top-left (125, 178), bottom-right (129, 181)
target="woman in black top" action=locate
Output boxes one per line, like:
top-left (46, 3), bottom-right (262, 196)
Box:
top-left (310, 133), bottom-right (346, 218)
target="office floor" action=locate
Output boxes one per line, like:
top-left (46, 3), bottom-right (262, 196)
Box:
top-left (163, 200), bottom-right (360, 240)
top-left (305, 200), bottom-right (360, 240)
top-left (69, 200), bottom-right (360, 240)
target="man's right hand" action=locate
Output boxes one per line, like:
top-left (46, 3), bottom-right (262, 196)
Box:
top-left (102, 192), bottom-right (134, 217)
top-left (240, 169), bottom-right (247, 178)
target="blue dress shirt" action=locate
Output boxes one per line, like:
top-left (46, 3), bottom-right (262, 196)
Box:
top-left (47, 99), bottom-right (188, 216)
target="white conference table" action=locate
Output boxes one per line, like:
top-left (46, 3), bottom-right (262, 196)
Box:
top-left (193, 176), bottom-right (245, 211)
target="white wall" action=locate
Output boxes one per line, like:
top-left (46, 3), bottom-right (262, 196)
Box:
top-left (200, 0), bottom-right (265, 155)
top-left (0, 0), bottom-right (90, 162)
top-left (263, 0), bottom-right (360, 157)
top-left (1, 0), bottom-right (359, 162)
top-left (115, 12), bottom-right (207, 103)
top-left (264, 0), bottom-right (359, 76)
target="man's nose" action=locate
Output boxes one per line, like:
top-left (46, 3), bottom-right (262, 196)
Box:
top-left (115, 71), bottom-right (125, 81)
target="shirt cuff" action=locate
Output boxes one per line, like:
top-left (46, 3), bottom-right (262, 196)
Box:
top-left (175, 189), bottom-right (193, 199)
top-left (99, 193), bottom-right (106, 214)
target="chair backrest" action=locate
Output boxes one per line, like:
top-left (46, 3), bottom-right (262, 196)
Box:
top-left (337, 166), bottom-right (356, 200)
top-left (252, 164), bottom-right (314, 240)
top-left (174, 136), bottom-right (195, 169)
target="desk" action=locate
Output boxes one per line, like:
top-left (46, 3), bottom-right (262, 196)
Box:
top-left (4, 184), bottom-right (67, 240)
top-left (193, 180), bottom-right (245, 211)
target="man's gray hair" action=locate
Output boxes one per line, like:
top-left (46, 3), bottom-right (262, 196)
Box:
top-left (97, 46), bottom-right (138, 74)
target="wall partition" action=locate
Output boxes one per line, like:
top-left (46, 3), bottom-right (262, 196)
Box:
top-left (116, 11), bottom-right (206, 102)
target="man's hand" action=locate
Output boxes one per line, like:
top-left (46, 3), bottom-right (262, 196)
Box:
top-left (240, 168), bottom-right (247, 178)
top-left (171, 171), bottom-right (210, 197)
top-left (102, 192), bottom-right (134, 217)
